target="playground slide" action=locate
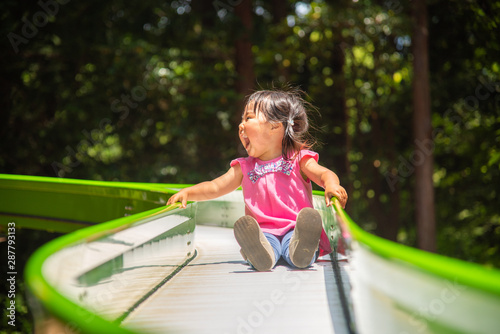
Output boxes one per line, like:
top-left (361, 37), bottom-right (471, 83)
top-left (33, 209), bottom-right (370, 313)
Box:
top-left (1, 174), bottom-right (499, 333)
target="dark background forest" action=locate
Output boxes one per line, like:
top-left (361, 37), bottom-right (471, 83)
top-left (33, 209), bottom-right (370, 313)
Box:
top-left (2, 0), bottom-right (500, 262)
top-left (1, 1), bottom-right (499, 329)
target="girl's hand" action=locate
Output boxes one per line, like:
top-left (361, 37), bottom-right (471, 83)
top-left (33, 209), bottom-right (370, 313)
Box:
top-left (167, 189), bottom-right (189, 209)
top-left (325, 184), bottom-right (348, 209)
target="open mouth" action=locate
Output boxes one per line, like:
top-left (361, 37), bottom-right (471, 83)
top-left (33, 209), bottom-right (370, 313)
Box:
top-left (240, 132), bottom-right (250, 151)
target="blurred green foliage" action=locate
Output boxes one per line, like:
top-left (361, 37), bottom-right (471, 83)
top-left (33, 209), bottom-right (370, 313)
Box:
top-left (1, 0), bottom-right (499, 267)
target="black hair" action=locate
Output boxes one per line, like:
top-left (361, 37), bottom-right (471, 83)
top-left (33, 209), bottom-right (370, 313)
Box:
top-left (244, 86), bottom-right (317, 161)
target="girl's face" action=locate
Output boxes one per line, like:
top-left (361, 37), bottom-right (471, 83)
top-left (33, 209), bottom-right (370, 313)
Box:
top-left (239, 103), bottom-right (284, 161)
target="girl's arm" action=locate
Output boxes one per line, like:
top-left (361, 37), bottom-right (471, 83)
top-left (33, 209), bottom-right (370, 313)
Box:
top-left (166, 164), bottom-right (243, 208)
top-left (300, 157), bottom-right (348, 208)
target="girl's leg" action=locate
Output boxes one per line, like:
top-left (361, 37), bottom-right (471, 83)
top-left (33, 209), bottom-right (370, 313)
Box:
top-left (234, 216), bottom-right (275, 271)
top-left (282, 230), bottom-right (319, 268)
top-left (286, 207), bottom-right (323, 268)
top-left (281, 230), bottom-right (296, 267)
top-left (263, 233), bottom-right (282, 266)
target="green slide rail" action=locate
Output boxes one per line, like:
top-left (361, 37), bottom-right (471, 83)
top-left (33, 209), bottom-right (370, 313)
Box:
top-left (332, 200), bottom-right (500, 333)
top-left (1, 174), bottom-right (193, 333)
top-left (1, 174), bottom-right (499, 333)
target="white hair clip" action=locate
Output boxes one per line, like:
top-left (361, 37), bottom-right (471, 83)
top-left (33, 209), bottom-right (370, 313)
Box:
top-left (288, 119), bottom-right (294, 126)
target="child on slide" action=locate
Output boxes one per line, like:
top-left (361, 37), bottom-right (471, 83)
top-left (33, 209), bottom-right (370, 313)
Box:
top-left (167, 87), bottom-right (348, 271)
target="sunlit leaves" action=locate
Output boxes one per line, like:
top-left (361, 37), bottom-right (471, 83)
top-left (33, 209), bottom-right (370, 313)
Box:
top-left (2, 0), bottom-right (500, 265)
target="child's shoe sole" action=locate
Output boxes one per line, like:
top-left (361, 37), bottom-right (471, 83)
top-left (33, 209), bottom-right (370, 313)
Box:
top-left (234, 216), bottom-right (275, 272)
top-left (289, 207), bottom-right (322, 268)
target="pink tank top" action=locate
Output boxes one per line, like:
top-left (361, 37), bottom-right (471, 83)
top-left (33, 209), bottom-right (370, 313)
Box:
top-left (231, 150), bottom-right (332, 256)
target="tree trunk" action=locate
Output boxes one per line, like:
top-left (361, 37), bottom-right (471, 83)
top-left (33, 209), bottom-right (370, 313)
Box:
top-left (412, 0), bottom-right (436, 252)
top-left (271, 0), bottom-right (290, 82)
top-left (271, 0), bottom-right (287, 24)
top-left (387, 119), bottom-right (401, 241)
top-left (233, 0), bottom-right (255, 126)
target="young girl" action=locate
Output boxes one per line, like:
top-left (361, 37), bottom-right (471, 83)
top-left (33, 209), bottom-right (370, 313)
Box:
top-left (167, 88), bottom-right (348, 271)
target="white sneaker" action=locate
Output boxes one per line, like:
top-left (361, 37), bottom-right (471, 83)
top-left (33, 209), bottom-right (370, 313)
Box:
top-left (289, 208), bottom-right (322, 268)
top-left (234, 216), bottom-right (275, 271)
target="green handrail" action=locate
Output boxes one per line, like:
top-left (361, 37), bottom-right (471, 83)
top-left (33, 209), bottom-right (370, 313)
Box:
top-left (1, 174), bottom-right (188, 333)
top-left (332, 198), bottom-right (500, 297)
